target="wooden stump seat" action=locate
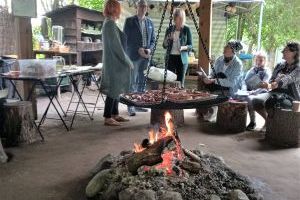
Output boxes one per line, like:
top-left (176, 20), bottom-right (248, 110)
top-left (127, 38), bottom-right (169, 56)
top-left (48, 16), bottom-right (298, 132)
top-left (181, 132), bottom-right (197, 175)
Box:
top-left (266, 108), bottom-right (300, 147)
top-left (216, 100), bottom-right (248, 133)
top-left (2, 101), bottom-right (39, 146)
top-left (149, 80), bottom-right (184, 127)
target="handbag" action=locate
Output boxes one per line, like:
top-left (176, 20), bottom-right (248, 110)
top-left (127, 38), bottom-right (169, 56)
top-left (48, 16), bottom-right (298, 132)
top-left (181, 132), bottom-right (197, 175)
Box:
top-left (265, 92), bottom-right (294, 111)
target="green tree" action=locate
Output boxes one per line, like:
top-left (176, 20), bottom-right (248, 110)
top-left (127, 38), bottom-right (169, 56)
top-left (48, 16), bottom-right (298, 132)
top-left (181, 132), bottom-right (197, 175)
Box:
top-left (76, 0), bottom-right (105, 11)
top-left (226, 0), bottom-right (300, 66)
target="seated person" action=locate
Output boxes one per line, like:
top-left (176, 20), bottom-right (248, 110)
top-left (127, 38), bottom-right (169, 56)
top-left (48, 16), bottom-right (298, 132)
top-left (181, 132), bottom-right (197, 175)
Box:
top-left (200, 41), bottom-right (243, 121)
top-left (239, 51), bottom-right (271, 130)
top-left (250, 42), bottom-right (300, 130)
top-left (202, 41), bottom-right (243, 97)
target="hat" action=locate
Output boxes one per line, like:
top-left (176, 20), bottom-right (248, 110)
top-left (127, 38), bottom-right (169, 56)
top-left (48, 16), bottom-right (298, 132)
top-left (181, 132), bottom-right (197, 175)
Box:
top-left (226, 41), bottom-right (243, 53)
top-left (136, 0), bottom-right (148, 6)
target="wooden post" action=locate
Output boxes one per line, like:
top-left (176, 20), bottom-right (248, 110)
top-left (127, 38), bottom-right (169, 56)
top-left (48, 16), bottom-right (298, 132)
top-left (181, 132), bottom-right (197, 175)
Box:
top-left (15, 17), bottom-right (37, 119)
top-left (196, 0), bottom-right (212, 118)
top-left (198, 0), bottom-right (212, 74)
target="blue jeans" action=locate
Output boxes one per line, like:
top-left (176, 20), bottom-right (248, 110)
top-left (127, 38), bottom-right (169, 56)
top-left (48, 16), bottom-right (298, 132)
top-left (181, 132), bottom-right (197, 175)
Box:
top-left (130, 58), bottom-right (149, 93)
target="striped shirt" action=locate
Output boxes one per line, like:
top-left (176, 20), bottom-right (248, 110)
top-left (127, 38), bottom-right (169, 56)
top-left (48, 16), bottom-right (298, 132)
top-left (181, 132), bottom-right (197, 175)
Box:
top-left (270, 62), bottom-right (300, 100)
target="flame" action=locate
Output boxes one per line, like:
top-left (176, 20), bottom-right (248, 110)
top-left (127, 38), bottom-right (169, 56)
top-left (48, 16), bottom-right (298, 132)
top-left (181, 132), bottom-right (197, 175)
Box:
top-left (149, 129), bottom-right (156, 145)
top-left (134, 143), bottom-right (145, 153)
top-left (165, 112), bottom-right (173, 136)
top-left (132, 111), bottom-right (184, 175)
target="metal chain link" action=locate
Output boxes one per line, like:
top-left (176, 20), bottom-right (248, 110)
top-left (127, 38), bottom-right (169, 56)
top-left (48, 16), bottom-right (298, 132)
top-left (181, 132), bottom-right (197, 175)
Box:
top-left (162, 0), bottom-right (175, 100)
top-left (143, 0), bottom-right (169, 91)
top-left (185, 0), bottom-right (224, 95)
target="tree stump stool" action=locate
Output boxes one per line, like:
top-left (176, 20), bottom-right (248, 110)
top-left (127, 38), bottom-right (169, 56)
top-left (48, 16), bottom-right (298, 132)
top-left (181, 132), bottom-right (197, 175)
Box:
top-left (2, 101), bottom-right (39, 146)
top-left (149, 80), bottom-right (184, 127)
top-left (216, 100), bottom-right (248, 133)
top-left (266, 108), bottom-right (300, 147)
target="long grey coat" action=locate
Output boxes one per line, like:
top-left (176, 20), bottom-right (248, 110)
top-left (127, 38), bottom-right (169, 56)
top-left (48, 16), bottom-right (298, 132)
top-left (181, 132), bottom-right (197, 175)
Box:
top-left (100, 19), bottom-right (133, 99)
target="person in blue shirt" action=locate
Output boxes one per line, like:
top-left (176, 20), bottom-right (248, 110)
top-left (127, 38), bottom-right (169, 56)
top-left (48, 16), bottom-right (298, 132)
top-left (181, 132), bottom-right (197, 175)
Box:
top-left (203, 41), bottom-right (243, 97)
top-left (200, 41), bottom-right (243, 122)
top-left (124, 0), bottom-right (155, 116)
top-left (240, 51), bottom-right (271, 130)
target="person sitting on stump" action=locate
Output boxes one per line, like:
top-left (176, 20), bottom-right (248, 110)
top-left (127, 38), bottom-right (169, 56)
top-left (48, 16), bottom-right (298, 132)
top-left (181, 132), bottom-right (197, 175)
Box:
top-left (239, 51), bottom-right (272, 130)
top-left (200, 41), bottom-right (243, 121)
top-left (250, 41), bottom-right (300, 131)
top-left (202, 41), bottom-right (243, 97)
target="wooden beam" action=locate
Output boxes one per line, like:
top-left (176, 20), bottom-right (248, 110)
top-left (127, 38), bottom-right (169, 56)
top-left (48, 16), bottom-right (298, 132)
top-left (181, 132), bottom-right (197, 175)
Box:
top-left (198, 0), bottom-right (212, 74)
top-left (15, 17), bottom-right (37, 119)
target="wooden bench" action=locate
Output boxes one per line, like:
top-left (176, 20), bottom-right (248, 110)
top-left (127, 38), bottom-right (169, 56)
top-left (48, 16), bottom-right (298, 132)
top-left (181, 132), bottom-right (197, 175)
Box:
top-left (266, 108), bottom-right (300, 147)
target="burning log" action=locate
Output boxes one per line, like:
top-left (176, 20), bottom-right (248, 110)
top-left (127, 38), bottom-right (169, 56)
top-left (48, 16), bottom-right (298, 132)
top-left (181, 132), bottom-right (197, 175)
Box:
top-left (127, 136), bottom-right (174, 175)
top-left (182, 148), bottom-right (201, 163)
top-left (180, 160), bottom-right (201, 174)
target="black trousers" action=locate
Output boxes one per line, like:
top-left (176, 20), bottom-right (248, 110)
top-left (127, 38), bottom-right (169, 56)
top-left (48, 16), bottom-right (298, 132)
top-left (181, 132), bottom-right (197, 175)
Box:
top-left (167, 55), bottom-right (183, 84)
top-left (103, 96), bottom-right (119, 118)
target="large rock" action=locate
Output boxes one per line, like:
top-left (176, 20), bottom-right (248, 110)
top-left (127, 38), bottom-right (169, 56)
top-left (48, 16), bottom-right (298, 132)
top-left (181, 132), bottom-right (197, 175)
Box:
top-left (86, 169), bottom-right (113, 198)
top-left (102, 183), bottom-right (122, 200)
top-left (210, 194), bottom-right (221, 200)
top-left (119, 188), bottom-right (136, 200)
top-left (159, 191), bottom-right (183, 200)
top-left (134, 190), bottom-right (156, 200)
top-left (229, 189), bottom-right (250, 200)
top-left (90, 154), bottom-right (115, 176)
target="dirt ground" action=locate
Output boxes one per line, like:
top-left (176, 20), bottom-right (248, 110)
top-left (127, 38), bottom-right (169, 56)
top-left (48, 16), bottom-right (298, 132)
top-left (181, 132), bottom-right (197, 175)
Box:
top-left (0, 91), bottom-right (299, 200)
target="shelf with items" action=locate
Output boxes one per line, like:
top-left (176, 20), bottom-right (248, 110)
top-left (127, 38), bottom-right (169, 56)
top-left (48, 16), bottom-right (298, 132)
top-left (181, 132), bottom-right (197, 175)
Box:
top-left (46, 5), bottom-right (104, 65)
top-left (77, 41), bottom-right (103, 52)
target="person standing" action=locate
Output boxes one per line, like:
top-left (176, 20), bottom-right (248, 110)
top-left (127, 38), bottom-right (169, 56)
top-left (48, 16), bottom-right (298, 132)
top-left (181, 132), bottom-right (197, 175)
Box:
top-left (163, 8), bottom-right (193, 88)
top-left (100, 0), bottom-right (133, 126)
top-left (124, 0), bottom-right (155, 116)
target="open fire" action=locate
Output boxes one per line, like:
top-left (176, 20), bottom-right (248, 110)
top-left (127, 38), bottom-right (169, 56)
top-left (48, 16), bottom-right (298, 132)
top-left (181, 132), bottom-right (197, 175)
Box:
top-left (133, 112), bottom-right (184, 175)
top-left (85, 112), bottom-right (262, 200)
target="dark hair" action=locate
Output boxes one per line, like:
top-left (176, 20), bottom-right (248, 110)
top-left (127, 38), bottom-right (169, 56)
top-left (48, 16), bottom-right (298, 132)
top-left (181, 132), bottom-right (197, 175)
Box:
top-left (226, 41), bottom-right (243, 53)
top-left (285, 41), bottom-right (299, 64)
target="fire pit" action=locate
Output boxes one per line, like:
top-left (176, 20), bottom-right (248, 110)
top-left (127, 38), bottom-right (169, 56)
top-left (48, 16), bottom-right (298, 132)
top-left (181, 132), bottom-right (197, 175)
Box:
top-left (86, 112), bottom-right (262, 200)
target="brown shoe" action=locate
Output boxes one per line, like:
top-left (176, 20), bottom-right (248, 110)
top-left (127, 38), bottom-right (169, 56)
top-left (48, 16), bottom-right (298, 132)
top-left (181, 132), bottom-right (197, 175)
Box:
top-left (113, 116), bottom-right (130, 122)
top-left (104, 118), bottom-right (121, 126)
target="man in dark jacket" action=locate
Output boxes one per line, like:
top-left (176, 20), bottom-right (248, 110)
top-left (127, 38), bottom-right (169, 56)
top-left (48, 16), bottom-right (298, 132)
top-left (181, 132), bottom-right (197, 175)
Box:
top-left (124, 0), bottom-right (155, 116)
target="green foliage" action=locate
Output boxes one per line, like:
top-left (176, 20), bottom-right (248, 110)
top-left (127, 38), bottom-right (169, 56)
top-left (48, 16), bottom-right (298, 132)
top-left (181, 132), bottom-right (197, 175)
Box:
top-left (32, 26), bottom-right (42, 50)
top-left (77, 0), bottom-right (105, 11)
top-left (226, 0), bottom-right (300, 52)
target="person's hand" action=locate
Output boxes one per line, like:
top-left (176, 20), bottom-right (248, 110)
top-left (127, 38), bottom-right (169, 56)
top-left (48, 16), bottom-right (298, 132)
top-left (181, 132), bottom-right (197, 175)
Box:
top-left (271, 81), bottom-right (278, 90)
top-left (180, 46), bottom-right (188, 51)
top-left (259, 82), bottom-right (269, 89)
top-left (143, 49), bottom-right (151, 59)
top-left (203, 78), bottom-right (215, 85)
top-left (138, 48), bottom-right (148, 58)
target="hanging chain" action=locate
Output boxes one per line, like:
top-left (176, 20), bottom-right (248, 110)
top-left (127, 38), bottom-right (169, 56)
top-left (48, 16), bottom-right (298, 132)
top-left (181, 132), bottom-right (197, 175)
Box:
top-left (143, 0), bottom-right (169, 91)
top-left (162, 0), bottom-right (175, 101)
top-left (185, 0), bottom-right (224, 95)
